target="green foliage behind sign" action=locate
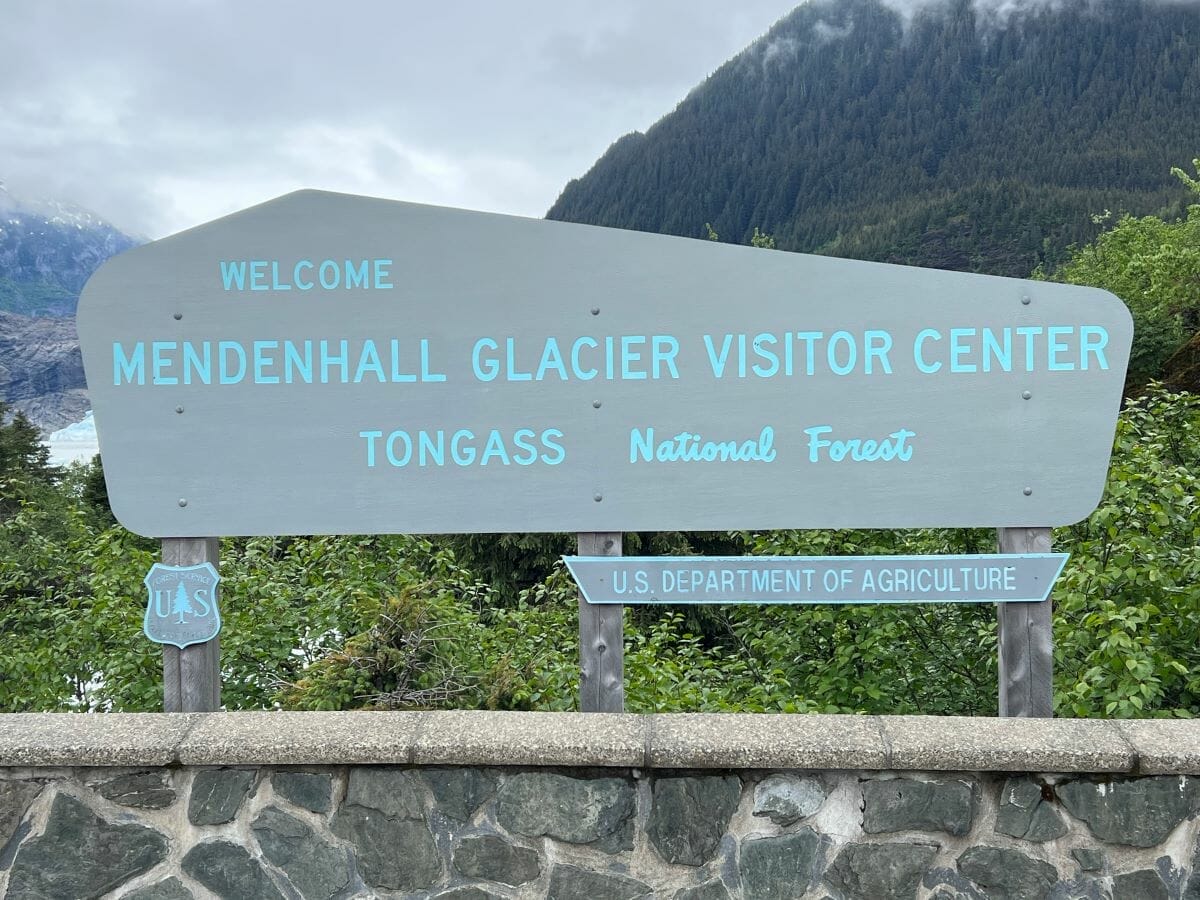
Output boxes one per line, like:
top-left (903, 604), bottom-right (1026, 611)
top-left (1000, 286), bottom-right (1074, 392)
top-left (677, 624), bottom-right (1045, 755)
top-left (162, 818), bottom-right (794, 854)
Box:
top-left (7, 156), bottom-right (1200, 717)
top-left (2, 386), bottom-right (1196, 717)
top-left (1042, 160), bottom-right (1200, 391)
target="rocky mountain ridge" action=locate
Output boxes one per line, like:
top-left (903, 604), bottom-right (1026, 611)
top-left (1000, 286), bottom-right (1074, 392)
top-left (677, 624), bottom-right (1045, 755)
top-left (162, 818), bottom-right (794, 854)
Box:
top-left (0, 311), bottom-right (89, 432)
top-left (0, 184), bottom-right (138, 430)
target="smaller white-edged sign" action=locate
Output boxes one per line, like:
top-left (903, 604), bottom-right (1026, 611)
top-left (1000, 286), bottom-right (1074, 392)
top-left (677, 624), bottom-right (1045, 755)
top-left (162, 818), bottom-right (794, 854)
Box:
top-left (142, 562), bottom-right (222, 649)
top-left (565, 554), bottom-right (1068, 605)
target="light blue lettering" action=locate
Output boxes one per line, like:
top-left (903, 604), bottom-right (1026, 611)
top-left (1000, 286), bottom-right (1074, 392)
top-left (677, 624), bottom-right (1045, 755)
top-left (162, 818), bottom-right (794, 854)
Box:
top-left (751, 334), bottom-right (779, 378)
top-left (472, 338), bottom-right (498, 381)
top-left (535, 338), bottom-right (568, 381)
top-left (806, 425), bottom-right (915, 462)
top-left (630, 427), bottom-right (655, 463)
top-left (703, 334), bottom-right (733, 378)
top-left (1047, 326), bottom-right (1073, 371)
top-left (386, 430), bottom-right (412, 466)
top-left (219, 341), bottom-right (247, 384)
top-left (221, 258), bottom-right (392, 291)
top-left (320, 339), bottom-right (349, 383)
top-left (983, 328), bottom-right (1011, 372)
top-left (652, 335), bottom-right (680, 379)
top-left (571, 337), bottom-right (598, 380)
top-left (360, 430), bottom-right (382, 467)
top-left (390, 339), bottom-right (416, 383)
top-left (354, 340), bottom-right (386, 383)
top-left (152, 341), bottom-right (177, 385)
top-left (284, 341), bottom-right (312, 383)
top-left (250, 260), bottom-right (268, 291)
top-left (451, 430), bottom-right (476, 465)
top-left (183, 342), bottom-right (211, 384)
top-left (828, 331), bottom-right (857, 375)
top-left (541, 429), bottom-right (566, 465)
top-left (270, 261), bottom-right (290, 291)
top-left (865, 330), bottom-right (893, 374)
top-left (505, 338), bottom-right (532, 381)
top-left (294, 260), bottom-right (314, 290)
top-left (418, 431), bottom-right (444, 466)
top-left (1016, 326), bottom-right (1043, 371)
top-left (629, 426), bottom-right (775, 463)
top-left (415, 340), bottom-right (448, 381)
top-left (795, 332), bottom-right (822, 375)
top-left (253, 341), bottom-right (279, 383)
top-left (319, 260), bottom-right (339, 290)
top-left (219, 260), bottom-right (247, 291)
top-left (512, 429), bottom-right (538, 465)
top-left (481, 430), bottom-right (510, 465)
top-left (806, 425), bottom-right (832, 462)
top-left (345, 259), bottom-right (369, 289)
top-left (950, 328), bottom-right (976, 373)
top-left (914, 329), bottom-right (942, 373)
top-left (374, 258), bottom-right (393, 288)
top-left (621, 336), bottom-right (646, 380)
top-left (1080, 325), bottom-right (1109, 370)
top-left (114, 341), bottom-right (146, 385)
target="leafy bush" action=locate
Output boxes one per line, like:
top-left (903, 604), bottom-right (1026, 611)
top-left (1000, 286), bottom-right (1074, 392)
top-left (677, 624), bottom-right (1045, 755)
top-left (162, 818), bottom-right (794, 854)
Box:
top-left (1043, 159), bottom-right (1200, 389)
top-left (1053, 387), bottom-right (1200, 717)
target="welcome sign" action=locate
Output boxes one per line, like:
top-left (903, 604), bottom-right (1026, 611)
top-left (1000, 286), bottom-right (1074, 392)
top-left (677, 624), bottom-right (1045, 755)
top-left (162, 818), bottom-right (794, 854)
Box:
top-left (77, 191), bottom-right (1132, 537)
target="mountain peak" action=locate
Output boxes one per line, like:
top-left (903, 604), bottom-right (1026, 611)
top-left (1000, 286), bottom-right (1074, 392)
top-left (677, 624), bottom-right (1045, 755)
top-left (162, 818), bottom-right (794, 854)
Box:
top-left (0, 182), bottom-right (123, 234)
top-left (548, 0), bottom-right (1200, 278)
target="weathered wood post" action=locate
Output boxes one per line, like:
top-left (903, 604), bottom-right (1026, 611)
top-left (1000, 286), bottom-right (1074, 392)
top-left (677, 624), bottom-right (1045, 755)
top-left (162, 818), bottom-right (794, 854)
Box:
top-left (577, 532), bottom-right (624, 712)
top-left (161, 537), bottom-right (221, 712)
top-left (997, 526), bottom-right (1053, 717)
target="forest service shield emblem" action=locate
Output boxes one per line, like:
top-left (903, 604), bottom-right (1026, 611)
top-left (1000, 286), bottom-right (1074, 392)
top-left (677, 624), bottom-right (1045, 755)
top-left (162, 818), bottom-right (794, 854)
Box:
top-left (142, 562), bottom-right (221, 649)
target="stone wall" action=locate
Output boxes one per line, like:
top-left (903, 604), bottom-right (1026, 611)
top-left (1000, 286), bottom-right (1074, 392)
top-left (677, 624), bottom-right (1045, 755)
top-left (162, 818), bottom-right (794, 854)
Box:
top-left (1, 711), bottom-right (1199, 899)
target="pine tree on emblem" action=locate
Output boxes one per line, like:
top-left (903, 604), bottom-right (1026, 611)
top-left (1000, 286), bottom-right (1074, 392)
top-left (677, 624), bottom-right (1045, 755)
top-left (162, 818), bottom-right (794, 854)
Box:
top-left (172, 581), bottom-right (196, 624)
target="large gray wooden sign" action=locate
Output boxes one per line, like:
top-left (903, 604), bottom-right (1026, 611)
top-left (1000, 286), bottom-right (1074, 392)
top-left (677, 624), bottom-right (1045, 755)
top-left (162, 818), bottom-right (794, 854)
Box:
top-left (77, 191), bottom-right (1132, 537)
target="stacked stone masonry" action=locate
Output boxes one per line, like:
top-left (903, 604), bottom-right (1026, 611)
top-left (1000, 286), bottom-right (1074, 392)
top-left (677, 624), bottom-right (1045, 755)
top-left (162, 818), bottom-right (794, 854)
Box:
top-left (2, 711), bottom-right (1200, 899)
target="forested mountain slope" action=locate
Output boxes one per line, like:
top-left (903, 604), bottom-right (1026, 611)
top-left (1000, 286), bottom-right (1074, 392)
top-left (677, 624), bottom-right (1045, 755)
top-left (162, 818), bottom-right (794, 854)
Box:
top-left (548, 0), bottom-right (1200, 277)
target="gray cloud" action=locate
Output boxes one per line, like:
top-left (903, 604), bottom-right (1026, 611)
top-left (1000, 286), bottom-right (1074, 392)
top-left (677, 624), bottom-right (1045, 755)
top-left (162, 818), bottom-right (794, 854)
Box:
top-left (11, 0), bottom-right (1192, 238)
top-left (0, 0), bottom-right (799, 238)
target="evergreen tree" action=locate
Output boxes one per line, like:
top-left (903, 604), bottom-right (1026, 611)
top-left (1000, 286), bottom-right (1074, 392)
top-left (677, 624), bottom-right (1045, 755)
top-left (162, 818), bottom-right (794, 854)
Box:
top-left (81, 456), bottom-right (115, 527)
top-left (548, 0), bottom-right (1200, 278)
top-left (172, 582), bottom-right (195, 624)
top-left (0, 403), bottom-right (53, 482)
top-left (0, 401), bottom-right (59, 520)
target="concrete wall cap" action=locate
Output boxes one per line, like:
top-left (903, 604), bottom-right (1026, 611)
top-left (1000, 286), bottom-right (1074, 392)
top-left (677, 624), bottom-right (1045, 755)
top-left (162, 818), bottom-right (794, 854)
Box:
top-left (0, 712), bottom-right (200, 767)
top-left (1, 711), bottom-right (1197, 772)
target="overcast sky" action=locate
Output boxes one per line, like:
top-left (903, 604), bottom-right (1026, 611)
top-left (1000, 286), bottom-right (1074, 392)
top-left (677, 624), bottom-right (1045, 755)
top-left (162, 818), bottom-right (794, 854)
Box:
top-left (0, 1), bottom-right (802, 240)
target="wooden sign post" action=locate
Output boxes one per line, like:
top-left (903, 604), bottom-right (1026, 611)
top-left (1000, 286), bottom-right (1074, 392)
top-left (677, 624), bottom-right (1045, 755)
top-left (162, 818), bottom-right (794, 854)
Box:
top-left (160, 538), bottom-right (221, 712)
top-left (577, 532), bottom-right (624, 712)
top-left (997, 527), bottom-right (1054, 717)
